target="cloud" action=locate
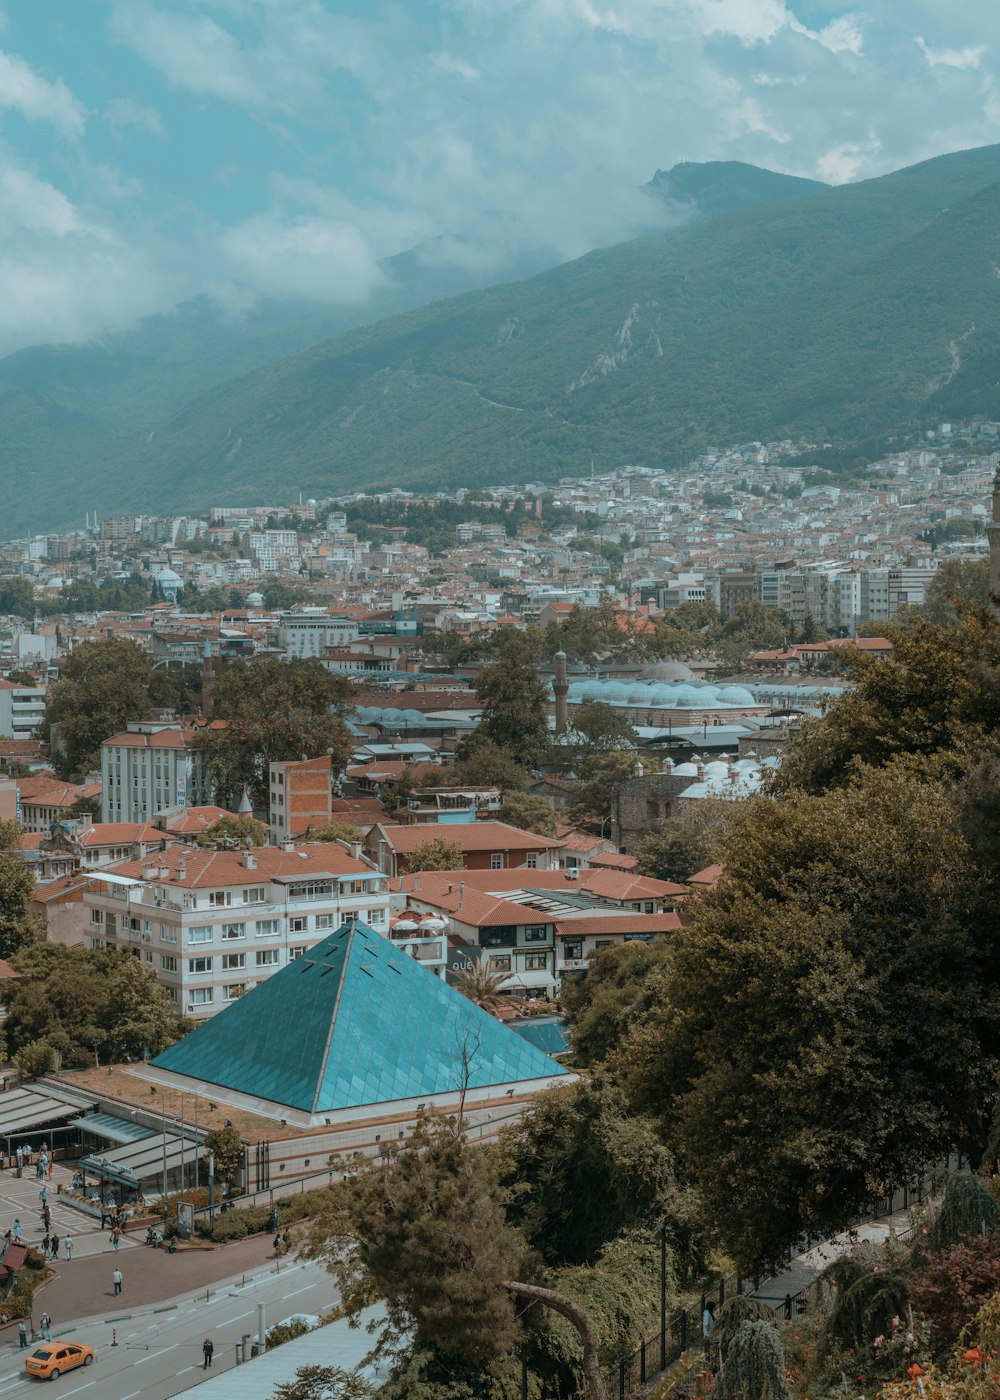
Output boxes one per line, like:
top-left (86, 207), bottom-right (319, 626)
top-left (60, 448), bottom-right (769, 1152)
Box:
top-left (916, 38), bottom-right (985, 71)
top-left (0, 48), bottom-right (85, 137)
top-left (104, 96), bottom-right (166, 139)
top-left (217, 214), bottom-right (386, 304)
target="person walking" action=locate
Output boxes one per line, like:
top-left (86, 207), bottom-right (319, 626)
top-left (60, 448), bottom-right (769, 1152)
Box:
top-left (41, 1234), bottom-right (50, 1261)
top-left (63, 1236), bottom-right (72, 1261)
top-left (17, 1321), bottom-right (26, 1349)
top-left (112, 1267), bottom-right (122, 1296)
top-left (111, 1225), bottom-right (121, 1251)
top-left (202, 1337), bottom-right (214, 1369)
top-left (39, 1185), bottom-right (48, 1207)
top-left (99, 1206), bottom-right (108, 1231)
top-left (40, 1314), bottom-right (51, 1342)
top-left (702, 1299), bottom-right (717, 1351)
top-left (13, 1219), bottom-right (21, 1243)
top-left (42, 1205), bottom-right (50, 1231)
top-left (50, 1234), bottom-right (59, 1260)
top-left (14, 1147), bottom-right (21, 1172)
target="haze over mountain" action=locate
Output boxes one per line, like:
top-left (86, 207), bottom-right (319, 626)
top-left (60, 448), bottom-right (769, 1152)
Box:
top-left (5, 146), bottom-right (1000, 533)
top-left (0, 160), bottom-right (825, 534)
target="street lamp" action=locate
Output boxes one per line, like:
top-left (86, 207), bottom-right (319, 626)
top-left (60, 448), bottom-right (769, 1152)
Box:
top-left (657, 1219), bottom-right (668, 1366)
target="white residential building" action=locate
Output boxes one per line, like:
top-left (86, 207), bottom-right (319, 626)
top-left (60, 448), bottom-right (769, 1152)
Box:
top-left (276, 611), bottom-right (359, 659)
top-left (84, 843), bottom-right (391, 1020)
top-left (100, 723), bottom-right (214, 824)
top-left (0, 681), bottom-right (46, 741)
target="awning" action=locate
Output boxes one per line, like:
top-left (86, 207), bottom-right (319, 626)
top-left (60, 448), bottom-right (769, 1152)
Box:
top-left (81, 872), bottom-right (145, 887)
top-left (81, 1128), bottom-right (207, 1189)
top-left (0, 1089), bottom-right (94, 1139)
top-left (67, 1112), bottom-right (155, 1146)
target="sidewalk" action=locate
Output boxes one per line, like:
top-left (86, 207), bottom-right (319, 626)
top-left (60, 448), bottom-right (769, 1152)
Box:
top-left (752, 1205), bottom-right (919, 1310)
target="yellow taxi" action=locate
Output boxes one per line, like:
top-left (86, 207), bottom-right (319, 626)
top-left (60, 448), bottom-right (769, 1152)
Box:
top-left (24, 1340), bottom-right (94, 1380)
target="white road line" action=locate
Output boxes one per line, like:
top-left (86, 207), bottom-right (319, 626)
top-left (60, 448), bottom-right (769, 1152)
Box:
top-left (134, 1343), bottom-right (179, 1365)
top-left (120, 1392), bottom-right (141, 1399)
top-left (285, 1285), bottom-right (318, 1299)
top-left (59, 1383), bottom-right (95, 1398)
top-left (228, 1311), bottom-right (253, 1323)
top-left (177, 1365), bottom-right (198, 1374)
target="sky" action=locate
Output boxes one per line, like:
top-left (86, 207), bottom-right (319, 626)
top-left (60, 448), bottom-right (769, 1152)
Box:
top-left (0, 0), bottom-right (997, 354)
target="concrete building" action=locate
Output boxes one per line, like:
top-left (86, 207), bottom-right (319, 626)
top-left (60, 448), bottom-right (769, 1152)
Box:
top-left (268, 755), bottom-right (333, 844)
top-left (0, 680), bottom-right (46, 741)
top-left (100, 723), bottom-right (214, 824)
top-left (276, 611), bottom-right (359, 659)
top-left (84, 843), bottom-right (390, 1021)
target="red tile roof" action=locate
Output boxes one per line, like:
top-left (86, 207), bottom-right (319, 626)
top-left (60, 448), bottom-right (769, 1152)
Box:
top-left (377, 821), bottom-right (562, 854)
top-left (102, 842), bottom-right (374, 889)
top-left (555, 912), bottom-right (682, 937)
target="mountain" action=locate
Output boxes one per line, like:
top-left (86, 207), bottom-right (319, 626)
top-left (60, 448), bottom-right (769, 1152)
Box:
top-left (100, 144), bottom-right (1000, 517)
top-left (0, 161), bottom-right (830, 535)
top-left (645, 160), bottom-right (827, 216)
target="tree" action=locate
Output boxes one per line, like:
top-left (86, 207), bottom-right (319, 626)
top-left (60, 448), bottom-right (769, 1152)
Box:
top-left (912, 1236), bottom-right (1000, 1349)
top-left (15, 1039), bottom-right (56, 1083)
top-left (0, 819), bottom-right (40, 959)
top-left (716, 1320), bottom-right (789, 1400)
top-left (931, 1173), bottom-right (1000, 1250)
top-left (272, 1366), bottom-right (372, 1400)
top-left (635, 820), bottom-right (713, 883)
top-left (404, 837), bottom-right (465, 872)
top-left (445, 741), bottom-right (528, 793)
top-left (919, 558), bottom-right (991, 626)
top-left (560, 939), bottom-right (672, 1067)
top-left (195, 659), bottom-right (354, 811)
top-left (566, 751), bottom-right (636, 828)
top-left (305, 1115), bottom-right (610, 1400)
top-left (622, 758), bottom-right (1000, 1272)
top-left (63, 794), bottom-right (101, 821)
top-left (42, 638), bottom-right (156, 778)
top-left (569, 701), bottom-right (637, 756)
top-left (306, 821), bottom-right (364, 845)
top-left (450, 961), bottom-right (511, 1013)
top-left (499, 791), bottom-right (557, 837)
top-left (193, 814), bottom-right (268, 849)
top-left (472, 649), bottom-right (550, 770)
top-left (103, 957), bottom-right (179, 1062)
top-left (203, 1125), bottom-right (244, 1187)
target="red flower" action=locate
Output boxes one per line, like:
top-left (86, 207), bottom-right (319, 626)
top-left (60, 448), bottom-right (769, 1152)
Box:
top-left (906, 1363), bottom-right (924, 1377)
top-left (963, 1347), bottom-right (983, 1367)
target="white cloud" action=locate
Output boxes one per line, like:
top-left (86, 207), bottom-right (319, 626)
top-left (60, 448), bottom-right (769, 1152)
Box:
top-left (104, 96), bottom-right (166, 139)
top-left (916, 37), bottom-right (985, 71)
top-left (217, 214), bottom-right (386, 303)
top-left (0, 49), bottom-right (85, 137)
top-left (816, 137), bottom-right (881, 184)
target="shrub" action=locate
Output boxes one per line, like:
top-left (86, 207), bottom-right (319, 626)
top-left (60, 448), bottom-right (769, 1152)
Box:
top-left (265, 1318), bottom-right (312, 1349)
top-left (911, 1235), bottom-right (1000, 1349)
top-left (15, 1039), bottom-right (56, 1083)
top-left (716, 1319), bottom-right (788, 1400)
top-left (712, 1295), bottom-right (778, 1358)
top-left (933, 1174), bottom-right (999, 1250)
top-left (820, 1253), bottom-right (910, 1358)
top-left (22, 1249), bottom-right (44, 1271)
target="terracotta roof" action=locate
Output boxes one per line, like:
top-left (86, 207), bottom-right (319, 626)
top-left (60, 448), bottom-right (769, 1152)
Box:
top-left (158, 806), bottom-right (237, 834)
top-left (18, 778), bottom-right (102, 806)
top-left (411, 886), bottom-right (550, 927)
top-left (555, 912), bottom-right (682, 937)
top-left (688, 863), bottom-right (724, 888)
top-left (78, 823), bottom-right (166, 846)
top-left (31, 875), bottom-right (90, 904)
top-left (102, 728), bottom-right (197, 750)
top-left (377, 821), bottom-right (562, 854)
top-left (397, 866), bottom-right (686, 901)
top-left (102, 842), bottom-right (375, 889)
top-left (588, 852), bottom-right (639, 871)
top-left (577, 868), bottom-right (688, 901)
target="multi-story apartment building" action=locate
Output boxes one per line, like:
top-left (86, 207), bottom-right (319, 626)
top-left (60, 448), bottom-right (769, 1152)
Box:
top-left (101, 723), bottom-right (214, 824)
top-left (244, 530), bottom-right (299, 573)
top-left (276, 611), bottom-right (359, 659)
top-left (0, 680), bottom-right (46, 741)
top-left (85, 843), bottom-right (390, 1020)
top-left (268, 755), bottom-right (333, 844)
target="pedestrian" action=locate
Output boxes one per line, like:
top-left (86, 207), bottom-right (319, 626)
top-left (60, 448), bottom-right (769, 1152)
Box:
top-left (40, 1185), bottom-right (48, 1206)
top-left (50, 1234), bottom-right (59, 1260)
top-left (99, 1207), bottom-right (108, 1231)
top-left (12, 1219), bottom-right (21, 1243)
top-left (202, 1337), bottom-right (214, 1369)
top-left (42, 1206), bottom-right (50, 1230)
top-left (17, 1321), bottom-right (26, 1348)
top-left (112, 1267), bottom-right (122, 1296)
top-left (14, 1148), bottom-right (21, 1171)
top-left (702, 1299), bottom-right (717, 1347)
top-left (41, 1234), bottom-right (50, 1260)
top-left (63, 1236), bottom-right (72, 1261)
top-left (111, 1225), bottom-right (121, 1251)
top-left (46, 1156), bottom-right (52, 1181)
top-left (40, 1314), bottom-right (51, 1342)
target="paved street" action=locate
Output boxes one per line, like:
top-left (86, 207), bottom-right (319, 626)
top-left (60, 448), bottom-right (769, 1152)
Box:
top-left (0, 1258), bottom-right (338, 1400)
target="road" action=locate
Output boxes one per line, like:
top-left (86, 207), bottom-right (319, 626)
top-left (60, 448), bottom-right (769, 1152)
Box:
top-left (0, 1259), bottom-right (338, 1400)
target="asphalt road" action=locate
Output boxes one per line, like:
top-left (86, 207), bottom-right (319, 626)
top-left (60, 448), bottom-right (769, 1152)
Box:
top-left (0, 1259), bottom-right (338, 1400)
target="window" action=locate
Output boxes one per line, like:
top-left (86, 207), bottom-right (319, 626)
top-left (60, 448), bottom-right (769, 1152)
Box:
top-left (644, 902), bottom-right (654, 914)
top-left (490, 852), bottom-right (505, 869)
top-left (160, 955), bottom-right (178, 972)
top-left (90, 909), bottom-right (103, 925)
top-left (188, 987), bottom-right (213, 1006)
top-left (287, 880), bottom-right (333, 900)
top-left (561, 938), bottom-right (584, 962)
top-left (289, 945), bottom-right (307, 961)
top-left (256, 949), bottom-right (279, 967)
top-left (159, 926), bottom-right (177, 944)
top-left (256, 919), bottom-right (280, 937)
top-left (524, 952), bottom-right (548, 971)
top-left (188, 956), bottom-right (213, 974)
top-left (480, 927), bottom-right (515, 948)
top-left (488, 954), bottom-right (511, 971)
top-left (208, 890), bottom-right (232, 908)
top-left (315, 914), bottom-right (333, 930)
top-left (223, 984), bottom-right (247, 1000)
top-left (242, 887), bottom-right (265, 904)
top-left (221, 952), bottom-right (246, 970)
top-left (523, 926), bottom-right (548, 943)
top-left (220, 923), bottom-right (245, 941)
top-left (366, 908), bottom-right (385, 925)
top-left (187, 926), bottom-right (212, 944)
top-left (289, 916), bottom-right (307, 934)
top-left (525, 852), bottom-right (538, 869)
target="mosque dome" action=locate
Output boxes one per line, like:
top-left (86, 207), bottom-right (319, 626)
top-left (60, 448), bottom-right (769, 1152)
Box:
top-left (638, 660), bottom-right (695, 683)
top-left (246, 591), bottom-right (265, 607)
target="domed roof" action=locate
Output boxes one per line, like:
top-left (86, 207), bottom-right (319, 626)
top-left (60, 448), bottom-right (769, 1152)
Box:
top-left (638, 661), bottom-right (695, 683)
top-left (717, 685), bottom-right (756, 705)
top-left (602, 681), bottom-right (628, 701)
top-left (672, 762), bottom-right (699, 776)
top-left (156, 567), bottom-right (183, 585)
top-left (246, 591), bottom-right (264, 607)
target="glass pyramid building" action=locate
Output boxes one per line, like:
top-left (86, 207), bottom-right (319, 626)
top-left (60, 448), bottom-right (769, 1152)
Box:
top-left (151, 919), bottom-right (569, 1117)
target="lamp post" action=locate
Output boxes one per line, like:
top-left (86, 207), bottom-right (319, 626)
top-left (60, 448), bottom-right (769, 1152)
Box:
top-left (658, 1219), bottom-right (668, 1366)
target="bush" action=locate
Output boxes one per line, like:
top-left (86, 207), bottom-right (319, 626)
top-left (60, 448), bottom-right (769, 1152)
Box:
top-left (716, 1319), bottom-right (788, 1400)
top-left (712, 1295), bottom-right (778, 1358)
top-left (15, 1039), bottom-right (56, 1083)
top-left (265, 1318), bottom-right (312, 1349)
top-left (933, 1173), bottom-right (999, 1250)
top-left (911, 1235), bottom-right (1000, 1348)
top-left (820, 1252), bottom-right (910, 1358)
top-left (22, 1249), bottom-right (45, 1271)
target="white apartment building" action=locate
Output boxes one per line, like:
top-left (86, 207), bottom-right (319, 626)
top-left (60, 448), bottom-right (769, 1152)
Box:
top-left (276, 611), bottom-right (359, 659)
top-left (85, 843), bottom-right (391, 1020)
top-left (0, 681), bottom-right (46, 740)
top-left (100, 723), bottom-right (214, 824)
top-left (244, 530), bottom-right (299, 573)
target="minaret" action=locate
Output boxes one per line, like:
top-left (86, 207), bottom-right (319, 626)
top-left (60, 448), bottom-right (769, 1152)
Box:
top-left (202, 641), bottom-right (215, 719)
top-left (553, 650), bottom-right (569, 735)
top-left (990, 466), bottom-right (1000, 617)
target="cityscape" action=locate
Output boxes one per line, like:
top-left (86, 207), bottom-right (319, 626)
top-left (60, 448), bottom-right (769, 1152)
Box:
top-left (1, 4), bottom-right (999, 1400)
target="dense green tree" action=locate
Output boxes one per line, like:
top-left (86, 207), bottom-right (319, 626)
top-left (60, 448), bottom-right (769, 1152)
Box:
top-left (472, 649), bottom-right (551, 770)
top-left (566, 751), bottom-right (637, 828)
top-left (918, 557), bottom-right (991, 625)
top-left (776, 609), bottom-right (1000, 794)
top-left (0, 819), bottom-right (40, 959)
top-left (716, 1320), bottom-right (788, 1400)
top-left (569, 701), bottom-right (637, 757)
top-left (103, 956), bottom-right (180, 1061)
top-left (195, 659), bottom-right (354, 810)
top-left (15, 1039), bottom-right (56, 1083)
top-left (560, 939), bottom-right (672, 1068)
top-left (305, 821), bottom-right (364, 844)
top-left (42, 638), bottom-right (156, 778)
top-left (272, 1365), bottom-right (372, 1400)
top-left (635, 820), bottom-right (714, 883)
top-left (622, 758), bottom-right (1000, 1271)
top-left (203, 1125), bottom-right (244, 1187)
top-left (499, 791), bottom-right (557, 837)
top-left (443, 741), bottom-right (528, 793)
top-left (404, 837), bottom-right (465, 872)
top-left (193, 814), bottom-right (268, 848)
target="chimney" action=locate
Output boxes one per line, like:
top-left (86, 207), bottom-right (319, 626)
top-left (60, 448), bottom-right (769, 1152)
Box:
top-left (459, 881), bottom-right (465, 910)
top-left (350, 842), bottom-right (361, 860)
top-left (552, 650), bottom-right (569, 736)
top-left (242, 851), bottom-right (257, 869)
top-left (176, 859), bottom-right (186, 881)
top-left (283, 838), bottom-right (295, 853)
top-left (201, 641), bottom-right (215, 720)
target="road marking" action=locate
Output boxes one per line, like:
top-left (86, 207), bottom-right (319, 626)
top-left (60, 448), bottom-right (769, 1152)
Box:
top-left (134, 1343), bottom-right (179, 1365)
top-left (59, 1383), bottom-right (96, 1398)
top-left (229, 1311), bottom-right (253, 1323)
top-left (285, 1285), bottom-right (318, 1299)
top-left (120, 1392), bottom-right (141, 1399)
top-left (177, 1365), bottom-right (198, 1374)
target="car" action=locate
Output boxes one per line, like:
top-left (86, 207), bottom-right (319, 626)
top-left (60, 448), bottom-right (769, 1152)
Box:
top-left (24, 1341), bottom-right (95, 1380)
